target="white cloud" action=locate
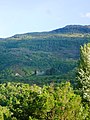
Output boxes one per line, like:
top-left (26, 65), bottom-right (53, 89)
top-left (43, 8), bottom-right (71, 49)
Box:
top-left (81, 12), bottom-right (90, 18)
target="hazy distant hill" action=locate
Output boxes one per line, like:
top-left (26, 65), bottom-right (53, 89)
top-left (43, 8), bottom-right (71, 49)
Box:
top-left (0, 25), bottom-right (90, 84)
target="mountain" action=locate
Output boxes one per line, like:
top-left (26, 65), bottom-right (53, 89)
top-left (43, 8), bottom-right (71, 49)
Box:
top-left (51, 25), bottom-right (90, 34)
top-left (0, 25), bottom-right (90, 85)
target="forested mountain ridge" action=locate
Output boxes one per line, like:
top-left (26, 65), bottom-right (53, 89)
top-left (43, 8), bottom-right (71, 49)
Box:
top-left (6, 25), bottom-right (90, 40)
top-left (0, 25), bottom-right (90, 84)
top-left (51, 25), bottom-right (90, 34)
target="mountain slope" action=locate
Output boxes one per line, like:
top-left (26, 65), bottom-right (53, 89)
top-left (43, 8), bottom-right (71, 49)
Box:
top-left (0, 25), bottom-right (90, 85)
top-left (51, 25), bottom-right (90, 34)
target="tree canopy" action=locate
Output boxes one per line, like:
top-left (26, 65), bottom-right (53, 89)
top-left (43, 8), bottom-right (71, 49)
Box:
top-left (0, 82), bottom-right (89, 120)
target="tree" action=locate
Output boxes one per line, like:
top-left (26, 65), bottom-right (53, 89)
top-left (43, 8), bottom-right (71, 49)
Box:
top-left (53, 82), bottom-right (88, 120)
top-left (0, 82), bottom-right (89, 119)
top-left (77, 43), bottom-right (90, 102)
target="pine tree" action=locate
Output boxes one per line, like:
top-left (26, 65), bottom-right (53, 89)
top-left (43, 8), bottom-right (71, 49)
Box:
top-left (77, 43), bottom-right (90, 102)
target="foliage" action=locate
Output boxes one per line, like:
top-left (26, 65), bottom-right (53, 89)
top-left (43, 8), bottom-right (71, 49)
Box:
top-left (77, 43), bottom-right (90, 102)
top-left (0, 106), bottom-right (12, 120)
top-left (0, 82), bottom-right (89, 120)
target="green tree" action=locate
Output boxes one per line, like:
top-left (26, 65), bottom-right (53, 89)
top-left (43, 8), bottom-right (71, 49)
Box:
top-left (0, 82), bottom-right (89, 120)
top-left (77, 43), bottom-right (90, 102)
top-left (53, 82), bottom-right (88, 120)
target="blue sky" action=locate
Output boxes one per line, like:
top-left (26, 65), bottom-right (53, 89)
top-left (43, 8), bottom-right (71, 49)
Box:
top-left (0, 0), bottom-right (90, 38)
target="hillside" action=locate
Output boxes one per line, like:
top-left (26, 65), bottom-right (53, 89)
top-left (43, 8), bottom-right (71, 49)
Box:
top-left (0, 25), bottom-right (90, 85)
top-left (51, 25), bottom-right (90, 33)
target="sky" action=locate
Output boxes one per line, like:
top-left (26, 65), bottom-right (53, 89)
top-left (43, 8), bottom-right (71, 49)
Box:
top-left (0, 0), bottom-right (90, 38)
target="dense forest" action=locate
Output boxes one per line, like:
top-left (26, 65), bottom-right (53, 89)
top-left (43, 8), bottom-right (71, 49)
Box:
top-left (0, 25), bottom-right (90, 119)
top-left (0, 25), bottom-right (90, 85)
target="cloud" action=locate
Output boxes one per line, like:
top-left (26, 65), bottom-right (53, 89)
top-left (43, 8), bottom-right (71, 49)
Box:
top-left (81, 12), bottom-right (90, 18)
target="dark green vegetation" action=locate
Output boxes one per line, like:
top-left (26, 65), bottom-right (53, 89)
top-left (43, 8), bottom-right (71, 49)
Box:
top-left (0, 25), bottom-right (90, 85)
